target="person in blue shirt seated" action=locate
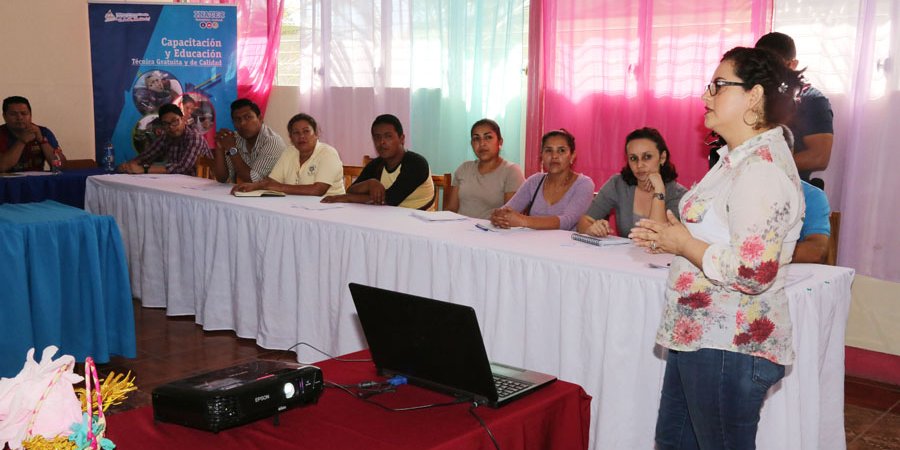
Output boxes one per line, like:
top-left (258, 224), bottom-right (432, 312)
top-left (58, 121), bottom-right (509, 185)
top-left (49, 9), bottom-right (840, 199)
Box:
top-left (776, 124), bottom-right (831, 264)
top-left (792, 180), bottom-right (831, 263)
top-left (0, 96), bottom-right (67, 172)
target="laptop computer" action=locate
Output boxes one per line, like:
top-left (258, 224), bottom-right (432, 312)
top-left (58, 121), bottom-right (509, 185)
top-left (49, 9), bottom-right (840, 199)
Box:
top-left (348, 283), bottom-right (557, 408)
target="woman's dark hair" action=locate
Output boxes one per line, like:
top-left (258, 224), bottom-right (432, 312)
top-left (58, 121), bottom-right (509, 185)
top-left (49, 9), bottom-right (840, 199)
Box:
top-left (619, 127), bottom-right (679, 186)
top-left (287, 113), bottom-right (318, 134)
top-left (471, 118), bottom-right (502, 142)
top-left (541, 128), bottom-right (576, 153)
top-left (721, 46), bottom-right (805, 129)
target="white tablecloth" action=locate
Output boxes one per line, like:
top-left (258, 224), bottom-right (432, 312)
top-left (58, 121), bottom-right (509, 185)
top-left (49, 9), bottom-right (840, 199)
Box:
top-left (86, 174), bottom-right (854, 450)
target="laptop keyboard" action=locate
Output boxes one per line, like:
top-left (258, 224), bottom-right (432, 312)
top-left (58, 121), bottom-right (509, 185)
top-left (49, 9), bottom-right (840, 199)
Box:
top-left (493, 374), bottom-right (532, 398)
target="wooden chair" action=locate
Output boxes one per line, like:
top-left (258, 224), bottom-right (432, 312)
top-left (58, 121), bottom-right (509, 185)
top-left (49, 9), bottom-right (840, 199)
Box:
top-left (343, 165), bottom-right (364, 189)
top-left (826, 211), bottom-right (841, 266)
top-left (195, 156), bottom-right (215, 180)
top-left (431, 173), bottom-right (452, 211)
top-left (64, 159), bottom-right (97, 169)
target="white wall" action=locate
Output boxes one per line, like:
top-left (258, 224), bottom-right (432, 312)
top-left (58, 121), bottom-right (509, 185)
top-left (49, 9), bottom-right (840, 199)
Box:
top-left (847, 275), bottom-right (900, 357)
top-left (262, 85), bottom-right (299, 155)
top-left (0, 0), bottom-right (95, 160)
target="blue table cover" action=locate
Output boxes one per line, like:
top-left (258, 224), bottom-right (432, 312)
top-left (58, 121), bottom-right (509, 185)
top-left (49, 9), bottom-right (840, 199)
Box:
top-left (0, 200), bottom-right (136, 377)
top-left (0, 168), bottom-right (106, 209)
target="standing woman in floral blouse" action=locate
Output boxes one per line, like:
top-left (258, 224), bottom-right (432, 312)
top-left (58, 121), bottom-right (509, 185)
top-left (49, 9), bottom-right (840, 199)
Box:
top-left (630, 47), bottom-right (805, 449)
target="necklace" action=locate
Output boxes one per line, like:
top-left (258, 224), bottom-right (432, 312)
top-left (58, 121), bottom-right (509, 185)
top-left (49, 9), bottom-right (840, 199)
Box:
top-left (547, 171), bottom-right (573, 188)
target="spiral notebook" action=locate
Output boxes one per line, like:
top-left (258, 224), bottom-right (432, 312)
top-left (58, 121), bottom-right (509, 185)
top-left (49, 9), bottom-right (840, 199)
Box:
top-left (571, 232), bottom-right (631, 247)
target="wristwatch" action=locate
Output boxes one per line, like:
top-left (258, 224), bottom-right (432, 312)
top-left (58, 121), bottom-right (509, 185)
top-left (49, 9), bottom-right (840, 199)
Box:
top-left (227, 147), bottom-right (239, 157)
top-left (652, 192), bottom-right (665, 201)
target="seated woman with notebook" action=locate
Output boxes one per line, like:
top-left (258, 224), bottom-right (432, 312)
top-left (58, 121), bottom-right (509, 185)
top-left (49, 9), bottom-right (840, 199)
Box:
top-left (231, 113), bottom-right (345, 196)
top-left (576, 127), bottom-right (686, 237)
top-left (489, 129), bottom-right (593, 231)
top-left (444, 119), bottom-right (525, 219)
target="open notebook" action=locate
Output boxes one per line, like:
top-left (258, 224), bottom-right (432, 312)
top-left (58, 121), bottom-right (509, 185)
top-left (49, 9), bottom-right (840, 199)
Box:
top-left (349, 283), bottom-right (556, 407)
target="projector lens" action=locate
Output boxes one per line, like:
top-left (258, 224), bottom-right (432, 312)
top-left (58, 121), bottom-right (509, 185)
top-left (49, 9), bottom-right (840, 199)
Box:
top-left (283, 382), bottom-right (296, 399)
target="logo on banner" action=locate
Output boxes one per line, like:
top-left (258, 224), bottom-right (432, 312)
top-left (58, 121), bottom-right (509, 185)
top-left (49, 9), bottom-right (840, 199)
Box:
top-left (194, 10), bottom-right (224, 29)
top-left (104, 10), bottom-right (151, 23)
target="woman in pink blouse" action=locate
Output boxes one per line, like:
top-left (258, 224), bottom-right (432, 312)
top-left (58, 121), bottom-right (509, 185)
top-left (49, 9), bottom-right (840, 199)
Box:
top-left (630, 47), bottom-right (805, 449)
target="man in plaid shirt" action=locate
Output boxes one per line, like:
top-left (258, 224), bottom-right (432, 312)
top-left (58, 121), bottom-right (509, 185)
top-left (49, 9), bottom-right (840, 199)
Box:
top-left (118, 103), bottom-right (210, 175)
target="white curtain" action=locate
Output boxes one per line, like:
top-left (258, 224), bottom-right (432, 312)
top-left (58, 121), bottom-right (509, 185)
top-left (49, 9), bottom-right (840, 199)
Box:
top-left (279, 0), bottom-right (529, 174)
top-left (774, 0), bottom-right (900, 281)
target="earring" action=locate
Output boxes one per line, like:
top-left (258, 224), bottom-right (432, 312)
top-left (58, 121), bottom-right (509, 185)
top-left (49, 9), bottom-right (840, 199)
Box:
top-left (742, 109), bottom-right (761, 128)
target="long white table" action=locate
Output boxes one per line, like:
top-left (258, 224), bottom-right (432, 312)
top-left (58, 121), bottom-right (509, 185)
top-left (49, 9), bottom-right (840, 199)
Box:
top-left (86, 174), bottom-right (854, 450)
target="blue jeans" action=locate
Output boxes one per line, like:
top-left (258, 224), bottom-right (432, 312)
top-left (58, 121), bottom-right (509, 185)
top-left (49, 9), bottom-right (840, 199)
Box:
top-left (654, 348), bottom-right (785, 450)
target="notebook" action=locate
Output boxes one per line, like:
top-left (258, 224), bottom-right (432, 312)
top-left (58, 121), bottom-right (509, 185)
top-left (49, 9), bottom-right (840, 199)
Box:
top-left (571, 232), bottom-right (631, 247)
top-left (349, 283), bottom-right (557, 408)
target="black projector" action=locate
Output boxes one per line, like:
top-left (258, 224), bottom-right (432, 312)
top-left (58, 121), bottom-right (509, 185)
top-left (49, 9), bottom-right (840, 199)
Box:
top-left (152, 360), bottom-right (323, 432)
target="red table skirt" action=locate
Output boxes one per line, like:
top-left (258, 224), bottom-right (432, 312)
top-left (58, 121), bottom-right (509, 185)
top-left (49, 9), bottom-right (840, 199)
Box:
top-left (106, 351), bottom-right (592, 449)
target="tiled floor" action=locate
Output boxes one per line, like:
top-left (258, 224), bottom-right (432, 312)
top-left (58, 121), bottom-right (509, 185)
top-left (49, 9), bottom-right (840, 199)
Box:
top-left (97, 300), bottom-right (900, 448)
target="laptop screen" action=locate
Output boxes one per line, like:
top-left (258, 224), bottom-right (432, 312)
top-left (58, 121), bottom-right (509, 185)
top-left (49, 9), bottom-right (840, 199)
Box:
top-left (349, 283), bottom-right (498, 404)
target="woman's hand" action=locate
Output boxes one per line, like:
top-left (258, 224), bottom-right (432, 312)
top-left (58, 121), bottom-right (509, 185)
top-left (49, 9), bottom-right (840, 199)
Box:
top-left (647, 173), bottom-right (665, 194)
top-left (582, 217), bottom-right (611, 237)
top-left (490, 207), bottom-right (511, 228)
top-left (629, 210), bottom-right (690, 254)
top-left (639, 173), bottom-right (665, 194)
top-left (490, 207), bottom-right (527, 229)
top-left (231, 180), bottom-right (267, 194)
top-left (321, 194), bottom-right (348, 203)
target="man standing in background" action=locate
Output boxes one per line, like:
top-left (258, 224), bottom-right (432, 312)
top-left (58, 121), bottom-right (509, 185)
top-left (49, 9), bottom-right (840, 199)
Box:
top-left (756, 32), bottom-right (834, 182)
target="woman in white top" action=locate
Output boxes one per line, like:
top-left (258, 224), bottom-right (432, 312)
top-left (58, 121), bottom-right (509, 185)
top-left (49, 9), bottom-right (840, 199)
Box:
top-left (232, 113), bottom-right (345, 196)
top-left (630, 47), bottom-right (805, 449)
top-left (444, 119), bottom-right (525, 219)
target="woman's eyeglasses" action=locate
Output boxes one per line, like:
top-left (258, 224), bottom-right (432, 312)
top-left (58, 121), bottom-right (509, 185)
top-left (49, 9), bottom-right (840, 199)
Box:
top-left (706, 80), bottom-right (745, 96)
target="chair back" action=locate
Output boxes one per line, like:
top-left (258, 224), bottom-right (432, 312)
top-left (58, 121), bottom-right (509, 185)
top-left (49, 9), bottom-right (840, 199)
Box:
top-left (430, 173), bottom-right (452, 211)
top-left (195, 156), bottom-right (215, 180)
top-left (826, 211), bottom-right (841, 266)
top-left (343, 165), bottom-right (364, 189)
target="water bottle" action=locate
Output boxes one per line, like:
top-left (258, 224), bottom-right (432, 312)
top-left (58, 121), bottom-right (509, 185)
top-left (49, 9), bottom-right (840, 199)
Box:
top-left (50, 148), bottom-right (63, 174)
top-left (104, 141), bottom-right (115, 173)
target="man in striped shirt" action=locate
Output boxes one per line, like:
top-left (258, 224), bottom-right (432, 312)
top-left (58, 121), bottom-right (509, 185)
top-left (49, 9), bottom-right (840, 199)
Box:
top-left (212, 98), bottom-right (286, 183)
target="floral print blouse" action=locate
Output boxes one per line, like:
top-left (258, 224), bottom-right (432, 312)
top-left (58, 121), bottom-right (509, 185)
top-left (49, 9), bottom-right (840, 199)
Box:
top-left (656, 128), bottom-right (804, 365)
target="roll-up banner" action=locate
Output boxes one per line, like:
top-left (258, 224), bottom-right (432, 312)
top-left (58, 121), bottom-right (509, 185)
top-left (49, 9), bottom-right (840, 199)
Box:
top-left (88, 2), bottom-right (237, 163)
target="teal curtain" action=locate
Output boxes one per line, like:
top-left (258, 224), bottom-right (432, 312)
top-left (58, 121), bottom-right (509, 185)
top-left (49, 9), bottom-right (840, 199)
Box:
top-left (406, 0), bottom-right (529, 176)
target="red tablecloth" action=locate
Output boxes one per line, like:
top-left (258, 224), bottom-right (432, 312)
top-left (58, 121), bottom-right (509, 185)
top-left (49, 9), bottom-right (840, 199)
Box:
top-left (106, 351), bottom-right (591, 449)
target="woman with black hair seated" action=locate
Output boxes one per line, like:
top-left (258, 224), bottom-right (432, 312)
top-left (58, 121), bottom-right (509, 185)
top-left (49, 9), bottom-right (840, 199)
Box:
top-left (490, 129), bottom-right (594, 230)
top-left (576, 127), bottom-right (687, 237)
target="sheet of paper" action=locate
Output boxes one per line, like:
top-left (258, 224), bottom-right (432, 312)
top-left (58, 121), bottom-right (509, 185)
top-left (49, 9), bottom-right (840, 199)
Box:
top-left (412, 210), bottom-right (468, 221)
top-left (474, 222), bottom-right (528, 233)
top-left (294, 203), bottom-right (345, 210)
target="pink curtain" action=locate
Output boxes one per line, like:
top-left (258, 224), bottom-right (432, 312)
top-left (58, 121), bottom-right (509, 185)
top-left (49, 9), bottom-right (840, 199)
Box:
top-left (236, 0), bottom-right (285, 116)
top-left (527, 0), bottom-right (772, 189)
top-left (175, 0), bottom-right (284, 115)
